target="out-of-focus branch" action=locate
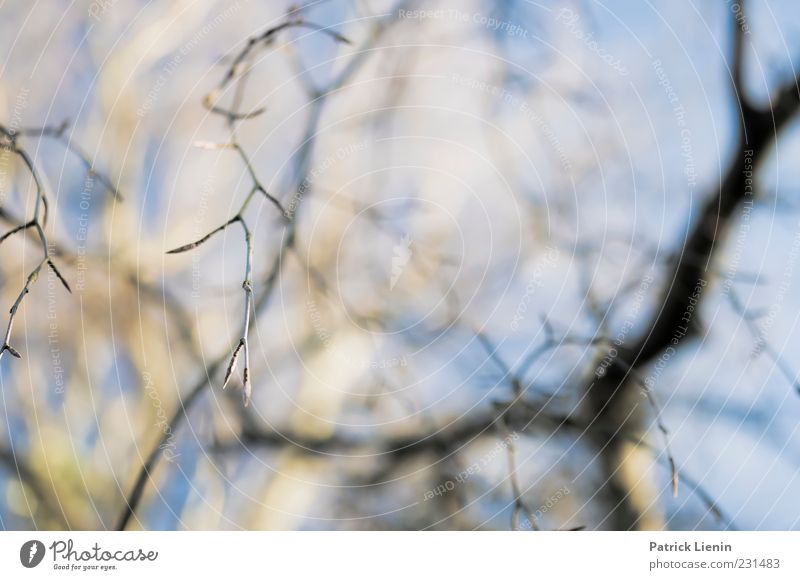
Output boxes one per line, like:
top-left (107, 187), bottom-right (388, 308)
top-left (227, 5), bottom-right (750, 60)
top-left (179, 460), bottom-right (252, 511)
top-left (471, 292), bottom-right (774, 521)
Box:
top-left (727, 289), bottom-right (800, 393)
top-left (501, 415), bottom-right (539, 531)
top-left (114, 359), bottom-right (221, 531)
top-left (213, 403), bottom-right (734, 529)
top-left (586, 0), bottom-right (800, 529)
top-left (17, 121), bottom-right (122, 200)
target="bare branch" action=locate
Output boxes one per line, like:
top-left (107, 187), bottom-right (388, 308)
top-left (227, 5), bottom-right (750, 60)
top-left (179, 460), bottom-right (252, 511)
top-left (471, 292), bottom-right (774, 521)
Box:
top-left (120, 4), bottom-right (407, 529)
top-left (222, 339), bottom-right (245, 389)
top-left (728, 289), bottom-right (800, 393)
top-left (16, 120), bottom-right (123, 200)
top-left (585, 0), bottom-right (800, 528)
top-left (501, 417), bottom-right (540, 531)
top-left (0, 220), bottom-right (35, 245)
top-left (47, 259), bottom-right (72, 294)
top-left (0, 130), bottom-right (73, 360)
top-left (166, 216), bottom-right (240, 254)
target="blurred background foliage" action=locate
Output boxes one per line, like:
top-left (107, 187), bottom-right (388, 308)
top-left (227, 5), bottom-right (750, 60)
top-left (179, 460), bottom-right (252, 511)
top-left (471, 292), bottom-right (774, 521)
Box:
top-left (1, 0), bottom-right (800, 530)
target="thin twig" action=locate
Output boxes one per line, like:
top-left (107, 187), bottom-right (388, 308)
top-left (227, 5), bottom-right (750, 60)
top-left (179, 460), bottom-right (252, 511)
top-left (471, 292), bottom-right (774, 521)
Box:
top-left (614, 358), bottom-right (679, 498)
top-left (16, 120), bottom-right (123, 200)
top-left (501, 416), bottom-right (540, 531)
top-left (0, 118), bottom-right (120, 360)
top-left (728, 289), bottom-right (800, 394)
top-left (119, 4), bottom-right (402, 529)
top-left (0, 134), bottom-right (63, 360)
